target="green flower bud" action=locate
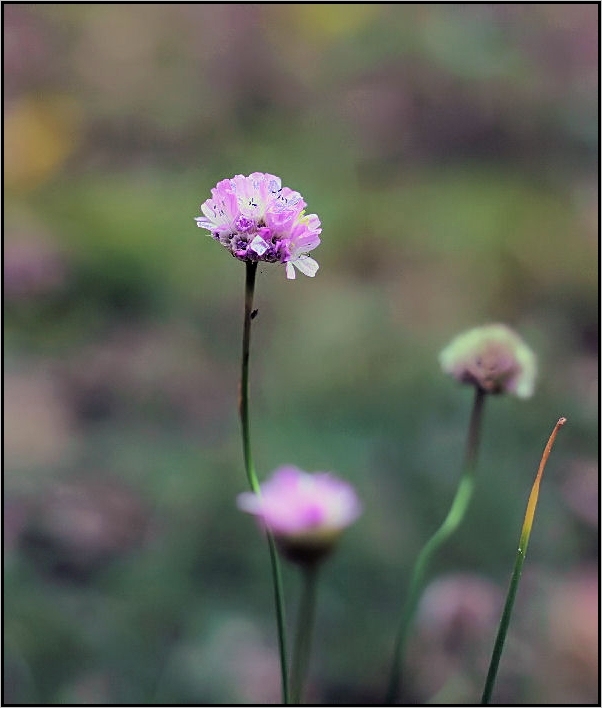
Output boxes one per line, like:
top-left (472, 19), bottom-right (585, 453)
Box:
top-left (439, 324), bottom-right (537, 398)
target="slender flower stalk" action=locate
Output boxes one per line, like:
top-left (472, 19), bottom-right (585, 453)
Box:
top-left (385, 386), bottom-right (486, 704)
top-left (290, 563), bottom-right (320, 705)
top-left (198, 172), bottom-right (323, 703)
top-left (238, 261), bottom-right (289, 704)
top-left (481, 417), bottom-right (566, 705)
top-left (386, 324), bottom-right (537, 704)
top-left (240, 261), bottom-right (259, 493)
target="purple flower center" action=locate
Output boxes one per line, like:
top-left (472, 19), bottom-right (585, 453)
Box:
top-left (235, 216), bottom-right (255, 232)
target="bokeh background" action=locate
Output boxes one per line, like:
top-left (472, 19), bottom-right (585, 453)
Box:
top-left (3, 4), bottom-right (598, 705)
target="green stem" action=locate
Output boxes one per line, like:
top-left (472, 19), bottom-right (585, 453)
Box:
top-left (266, 531), bottom-right (290, 705)
top-left (240, 261), bottom-right (259, 494)
top-left (480, 545), bottom-right (525, 705)
top-left (385, 386), bottom-right (486, 704)
top-left (290, 563), bottom-right (320, 705)
top-left (240, 261), bottom-right (290, 704)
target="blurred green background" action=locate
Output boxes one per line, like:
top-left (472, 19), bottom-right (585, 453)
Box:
top-left (3, 4), bottom-right (598, 705)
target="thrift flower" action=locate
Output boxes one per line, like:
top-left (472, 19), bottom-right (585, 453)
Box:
top-left (439, 323), bottom-right (537, 398)
top-left (195, 173), bottom-right (321, 279)
top-left (237, 465), bottom-right (362, 564)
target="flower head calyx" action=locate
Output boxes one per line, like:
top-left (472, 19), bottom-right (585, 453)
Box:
top-left (195, 173), bottom-right (321, 279)
top-left (237, 465), bottom-right (362, 565)
top-left (439, 323), bottom-right (537, 398)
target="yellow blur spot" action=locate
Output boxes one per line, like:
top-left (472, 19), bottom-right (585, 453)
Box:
top-left (4, 94), bottom-right (82, 192)
top-left (289, 4), bottom-right (377, 40)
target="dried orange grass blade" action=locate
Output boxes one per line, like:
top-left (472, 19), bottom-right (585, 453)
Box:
top-left (482, 416), bottom-right (567, 704)
top-left (519, 417), bottom-right (567, 550)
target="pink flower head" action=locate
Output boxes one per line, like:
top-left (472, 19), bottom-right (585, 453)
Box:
top-left (237, 465), bottom-right (362, 564)
top-left (195, 173), bottom-right (321, 279)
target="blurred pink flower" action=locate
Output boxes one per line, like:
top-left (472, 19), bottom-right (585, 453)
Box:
top-left (237, 465), bottom-right (361, 563)
top-left (3, 235), bottom-right (67, 301)
top-left (439, 323), bottom-right (537, 398)
top-left (195, 173), bottom-right (321, 279)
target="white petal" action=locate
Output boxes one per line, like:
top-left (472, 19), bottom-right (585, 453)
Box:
top-left (250, 235), bottom-right (269, 255)
top-left (293, 256), bottom-right (319, 277)
top-left (195, 217), bottom-right (213, 230)
top-left (201, 202), bottom-right (216, 219)
top-left (285, 262), bottom-right (296, 279)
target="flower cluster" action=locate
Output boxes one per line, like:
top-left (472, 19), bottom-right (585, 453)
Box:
top-left (439, 323), bottom-right (537, 398)
top-left (237, 465), bottom-right (362, 564)
top-left (195, 172), bottom-right (322, 279)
